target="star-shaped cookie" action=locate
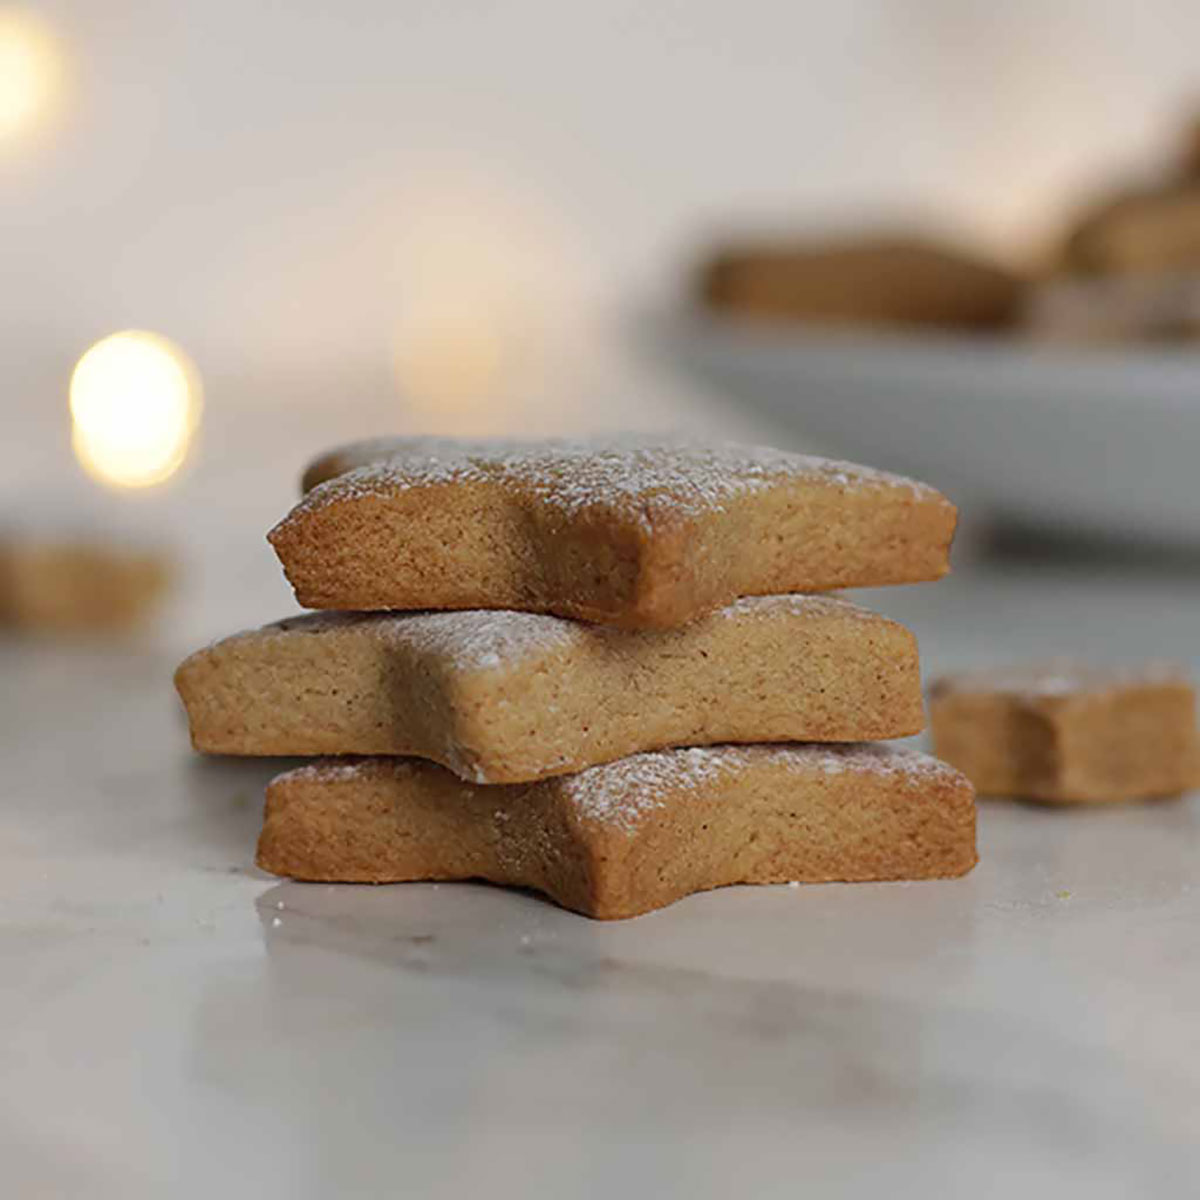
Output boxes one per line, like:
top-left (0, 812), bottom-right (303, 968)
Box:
top-left (175, 594), bottom-right (923, 782)
top-left (270, 437), bottom-right (957, 628)
top-left (257, 744), bottom-right (977, 919)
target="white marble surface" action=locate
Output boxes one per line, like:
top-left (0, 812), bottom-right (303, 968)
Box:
top-left (3, 371), bottom-right (1200, 1198)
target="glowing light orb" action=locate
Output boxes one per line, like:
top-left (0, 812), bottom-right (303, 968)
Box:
top-left (69, 331), bottom-right (202, 490)
top-left (0, 10), bottom-right (63, 140)
top-left (394, 313), bottom-right (511, 411)
top-left (388, 182), bottom-right (566, 428)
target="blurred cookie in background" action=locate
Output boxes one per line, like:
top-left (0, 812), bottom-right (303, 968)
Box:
top-left (698, 236), bottom-right (1027, 333)
top-left (1057, 109), bottom-right (1200, 279)
top-left (1024, 272), bottom-right (1200, 344)
top-left (1058, 185), bottom-right (1200, 278)
top-left (1176, 110), bottom-right (1200, 181)
top-left (0, 532), bottom-right (173, 634)
top-left (697, 112), bottom-right (1200, 348)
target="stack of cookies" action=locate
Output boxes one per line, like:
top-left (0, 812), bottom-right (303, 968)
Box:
top-left (176, 437), bottom-right (977, 919)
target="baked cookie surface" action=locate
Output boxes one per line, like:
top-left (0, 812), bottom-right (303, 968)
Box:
top-left (272, 437), bottom-right (957, 628)
top-left (929, 661), bottom-right (1200, 803)
top-left (257, 744), bottom-right (977, 919)
top-left (175, 594), bottom-right (925, 782)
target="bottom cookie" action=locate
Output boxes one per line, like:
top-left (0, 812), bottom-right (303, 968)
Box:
top-left (257, 745), bottom-right (977, 919)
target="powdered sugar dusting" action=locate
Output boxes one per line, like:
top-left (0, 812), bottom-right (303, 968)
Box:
top-left (387, 610), bottom-right (579, 671)
top-left (560, 743), bottom-right (962, 833)
top-left (209, 593), bottom-right (882, 675)
top-left (239, 608), bottom-right (577, 672)
top-left (283, 757), bottom-right (384, 784)
top-left (275, 744), bottom-right (962, 828)
top-left (561, 746), bottom-right (732, 832)
top-left (720, 593), bottom-right (875, 620)
top-left (931, 659), bottom-right (1193, 702)
top-left (807, 743), bottom-right (959, 777)
top-left (286, 435), bottom-right (938, 531)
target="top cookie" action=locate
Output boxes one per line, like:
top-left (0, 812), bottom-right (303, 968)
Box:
top-left (272, 436), bottom-right (957, 629)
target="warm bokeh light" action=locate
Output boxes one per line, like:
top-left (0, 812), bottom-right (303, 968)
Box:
top-left (388, 182), bottom-right (575, 428)
top-left (394, 310), bottom-right (512, 412)
top-left (0, 9), bottom-right (63, 141)
top-left (69, 332), bottom-right (202, 490)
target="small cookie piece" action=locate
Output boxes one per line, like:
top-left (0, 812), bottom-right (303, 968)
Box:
top-left (257, 745), bottom-right (977, 919)
top-left (0, 533), bottom-right (171, 633)
top-left (929, 662), bottom-right (1200, 803)
top-left (271, 437), bottom-right (957, 629)
top-left (175, 595), bottom-right (924, 782)
top-left (699, 236), bottom-right (1025, 331)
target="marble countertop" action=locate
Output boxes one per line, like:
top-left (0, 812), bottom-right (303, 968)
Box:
top-left (4, 369), bottom-right (1199, 1198)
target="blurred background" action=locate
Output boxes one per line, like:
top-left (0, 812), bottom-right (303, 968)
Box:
top-left (6, 0), bottom-right (1200, 643)
top-left (7, 12), bottom-right (1200, 1192)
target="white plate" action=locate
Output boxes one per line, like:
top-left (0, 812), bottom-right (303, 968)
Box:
top-left (646, 308), bottom-right (1200, 544)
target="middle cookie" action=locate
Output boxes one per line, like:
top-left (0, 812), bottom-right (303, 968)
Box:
top-left (175, 594), bottom-right (923, 783)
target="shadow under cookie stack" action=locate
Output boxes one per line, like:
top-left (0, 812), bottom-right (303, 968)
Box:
top-left (176, 438), bottom-right (977, 919)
